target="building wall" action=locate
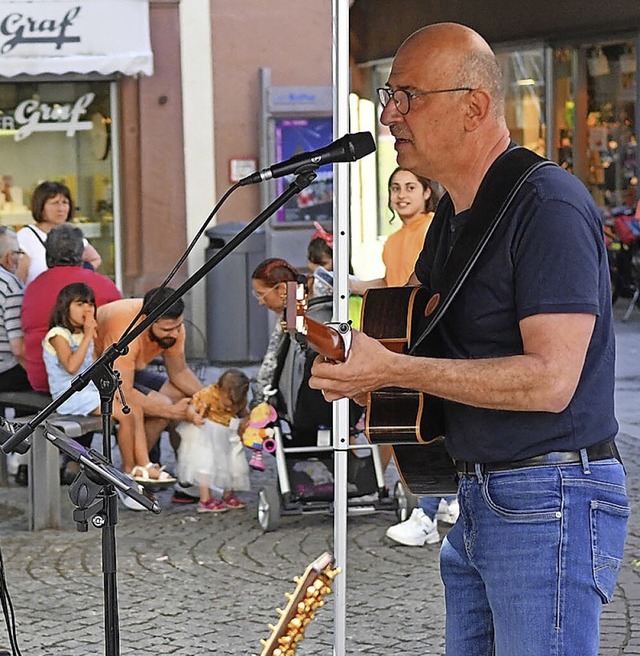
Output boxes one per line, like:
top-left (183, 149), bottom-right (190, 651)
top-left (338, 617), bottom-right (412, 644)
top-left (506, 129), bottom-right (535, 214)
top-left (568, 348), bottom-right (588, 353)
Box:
top-left (119, 0), bottom-right (187, 296)
top-left (350, 0), bottom-right (640, 64)
top-left (209, 0), bottom-right (333, 225)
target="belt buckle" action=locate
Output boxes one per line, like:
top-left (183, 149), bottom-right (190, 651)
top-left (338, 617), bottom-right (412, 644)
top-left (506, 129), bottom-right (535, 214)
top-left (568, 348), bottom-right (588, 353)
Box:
top-left (457, 461), bottom-right (476, 476)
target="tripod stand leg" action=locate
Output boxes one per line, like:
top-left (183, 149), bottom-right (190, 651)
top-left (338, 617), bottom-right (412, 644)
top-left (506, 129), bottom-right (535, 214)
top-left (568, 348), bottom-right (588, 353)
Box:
top-left (102, 489), bottom-right (120, 656)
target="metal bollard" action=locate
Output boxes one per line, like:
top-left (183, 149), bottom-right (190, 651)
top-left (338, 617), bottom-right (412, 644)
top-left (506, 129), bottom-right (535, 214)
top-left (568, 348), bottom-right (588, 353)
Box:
top-left (29, 426), bottom-right (60, 530)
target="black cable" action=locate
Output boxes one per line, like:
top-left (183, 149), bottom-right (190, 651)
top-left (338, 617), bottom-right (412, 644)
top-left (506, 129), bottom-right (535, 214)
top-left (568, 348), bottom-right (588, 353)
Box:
top-left (116, 180), bottom-right (244, 342)
top-left (0, 547), bottom-right (22, 655)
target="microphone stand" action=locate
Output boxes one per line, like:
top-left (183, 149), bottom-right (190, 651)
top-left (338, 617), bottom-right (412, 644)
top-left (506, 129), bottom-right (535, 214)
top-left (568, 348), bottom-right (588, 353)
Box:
top-left (1, 169), bottom-right (318, 656)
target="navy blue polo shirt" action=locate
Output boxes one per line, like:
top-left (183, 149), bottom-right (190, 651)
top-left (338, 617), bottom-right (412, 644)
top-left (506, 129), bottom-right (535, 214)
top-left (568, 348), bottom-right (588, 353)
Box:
top-left (414, 160), bottom-right (617, 463)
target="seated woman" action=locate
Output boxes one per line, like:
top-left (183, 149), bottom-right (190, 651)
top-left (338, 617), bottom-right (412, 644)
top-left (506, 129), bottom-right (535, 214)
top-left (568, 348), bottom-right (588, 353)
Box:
top-left (250, 257), bottom-right (376, 498)
top-left (249, 258), bottom-right (302, 409)
top-left (18, 181), bottom-right (101, 285)
top-left (250, 257), bottom-right (356, 445)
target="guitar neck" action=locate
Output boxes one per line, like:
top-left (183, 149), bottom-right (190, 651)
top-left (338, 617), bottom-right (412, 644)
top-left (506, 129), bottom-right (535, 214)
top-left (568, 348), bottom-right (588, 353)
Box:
top-left (303, 315), bottom-right (346, 362)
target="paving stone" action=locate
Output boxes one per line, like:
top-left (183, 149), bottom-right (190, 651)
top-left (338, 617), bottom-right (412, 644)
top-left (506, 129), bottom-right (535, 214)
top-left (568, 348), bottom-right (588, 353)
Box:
top-left (0, 308), bottom-right (640, 653)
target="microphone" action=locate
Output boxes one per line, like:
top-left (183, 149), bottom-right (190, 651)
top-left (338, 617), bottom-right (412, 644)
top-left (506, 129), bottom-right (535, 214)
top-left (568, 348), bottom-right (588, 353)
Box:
top-left (239, 132), bottom-right (376, 186)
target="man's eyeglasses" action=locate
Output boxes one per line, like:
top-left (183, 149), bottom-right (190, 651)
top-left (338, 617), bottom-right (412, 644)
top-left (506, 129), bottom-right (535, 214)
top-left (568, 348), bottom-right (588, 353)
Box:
top-left (377, 86), bottom-right (476, 115)
top-left (251, 283), bottom-right (281, 301)
top-left (12, 249), bottom-right (25, 257)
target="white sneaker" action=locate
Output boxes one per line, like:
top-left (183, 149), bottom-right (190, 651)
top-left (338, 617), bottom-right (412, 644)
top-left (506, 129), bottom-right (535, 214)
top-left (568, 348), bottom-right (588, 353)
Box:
top-left (116, 487), bottom-right (146, 511)
top-left (436, 499), bottom-right (460, 525)
top-left (386, 508), bottom-right (440, 546)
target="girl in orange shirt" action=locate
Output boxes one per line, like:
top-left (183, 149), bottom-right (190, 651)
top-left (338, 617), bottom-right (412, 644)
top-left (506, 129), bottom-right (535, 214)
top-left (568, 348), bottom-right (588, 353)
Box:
top-left (351, 167), bottom-right (440, 294)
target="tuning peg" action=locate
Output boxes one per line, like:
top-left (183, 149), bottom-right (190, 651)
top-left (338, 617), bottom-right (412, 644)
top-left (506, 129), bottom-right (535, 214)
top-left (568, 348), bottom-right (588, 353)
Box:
top-left (327, 566), bottom-right (341, 579)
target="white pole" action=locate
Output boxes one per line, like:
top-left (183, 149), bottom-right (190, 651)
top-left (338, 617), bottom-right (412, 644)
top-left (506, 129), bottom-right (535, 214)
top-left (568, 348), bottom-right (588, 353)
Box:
top-left (332, 1), bottom-right (350, 655)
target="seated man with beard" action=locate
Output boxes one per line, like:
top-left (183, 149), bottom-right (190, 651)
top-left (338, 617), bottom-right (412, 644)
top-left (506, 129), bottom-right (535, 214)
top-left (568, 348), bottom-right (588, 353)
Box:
top-left (96, 287), bottom-right (203, 503)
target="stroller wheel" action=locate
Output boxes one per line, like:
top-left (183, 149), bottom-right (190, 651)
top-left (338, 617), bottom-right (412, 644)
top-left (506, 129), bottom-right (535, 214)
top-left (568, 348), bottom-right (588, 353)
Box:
top-left (394, 480), bottom-right (418, 522)
top-left (257, 486), bottom-right (281, 532)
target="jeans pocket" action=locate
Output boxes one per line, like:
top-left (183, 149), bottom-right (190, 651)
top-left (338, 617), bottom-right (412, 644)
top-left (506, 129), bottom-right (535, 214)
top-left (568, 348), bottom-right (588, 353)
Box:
top-left (591, 500), bottom-right (630, 603)
top-left (482, 469), bottom-right (562, 520)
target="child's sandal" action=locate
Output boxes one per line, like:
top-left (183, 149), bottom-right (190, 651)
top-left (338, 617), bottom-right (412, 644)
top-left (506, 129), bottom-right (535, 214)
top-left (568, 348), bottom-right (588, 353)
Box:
top-left (128, 463), bottom-right (176, 488)
top-left (145, 462), bottom-right (177, 486)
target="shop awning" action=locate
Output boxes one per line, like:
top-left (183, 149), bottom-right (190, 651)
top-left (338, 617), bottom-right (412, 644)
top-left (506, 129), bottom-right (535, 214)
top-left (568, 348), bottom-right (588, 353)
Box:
top-left (0, 0), bottom-right (153, 78)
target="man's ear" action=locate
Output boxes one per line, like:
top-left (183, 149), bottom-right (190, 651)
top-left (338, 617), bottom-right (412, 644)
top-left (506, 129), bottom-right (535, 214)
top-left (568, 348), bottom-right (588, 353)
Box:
top-left (463, 89), bottom-right (492, 131)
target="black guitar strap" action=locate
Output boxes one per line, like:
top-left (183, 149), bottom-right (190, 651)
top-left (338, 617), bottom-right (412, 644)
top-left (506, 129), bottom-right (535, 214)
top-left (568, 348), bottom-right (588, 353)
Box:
top-left (408, 146), bottom-right (555, 355)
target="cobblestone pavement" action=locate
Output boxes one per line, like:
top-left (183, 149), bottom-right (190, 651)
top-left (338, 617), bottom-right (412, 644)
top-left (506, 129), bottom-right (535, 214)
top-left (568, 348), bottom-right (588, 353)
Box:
top-left (0, 307), bottom-right (639, 655)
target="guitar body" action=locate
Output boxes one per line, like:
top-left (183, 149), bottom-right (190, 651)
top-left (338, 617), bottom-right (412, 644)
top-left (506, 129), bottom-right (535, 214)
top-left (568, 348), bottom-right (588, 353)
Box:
top-left (361, 286), bottom-right (445, 444)
top-left (392, 441), bottom-right (458, 495)
top-left (284, 282), bottom-right (458, 496)
top-left (361, 286), bottom-right (457, 495)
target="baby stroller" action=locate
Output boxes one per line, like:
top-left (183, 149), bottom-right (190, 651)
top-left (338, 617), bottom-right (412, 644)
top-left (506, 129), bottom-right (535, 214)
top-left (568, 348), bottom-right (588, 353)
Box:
top-left (256, 294), bottom-right (395, 532)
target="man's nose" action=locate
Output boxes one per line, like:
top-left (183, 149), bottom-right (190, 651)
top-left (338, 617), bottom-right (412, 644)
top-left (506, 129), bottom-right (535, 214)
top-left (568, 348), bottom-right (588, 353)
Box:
top-left (380, 99), bottom-right (402, 126)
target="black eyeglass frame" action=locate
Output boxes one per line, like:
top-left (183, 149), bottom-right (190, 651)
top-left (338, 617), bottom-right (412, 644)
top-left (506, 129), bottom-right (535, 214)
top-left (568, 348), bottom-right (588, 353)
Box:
top-left (377, 86), bottom-right (476, 115)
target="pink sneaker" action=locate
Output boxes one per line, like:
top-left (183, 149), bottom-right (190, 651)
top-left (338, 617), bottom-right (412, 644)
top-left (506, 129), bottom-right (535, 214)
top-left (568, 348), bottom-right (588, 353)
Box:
top-left (197, 498), bottom-right (228, 513)
top-left (222, 493), bottom-right (246, 510)
top-left (249, 450), bottom-right (265, 471)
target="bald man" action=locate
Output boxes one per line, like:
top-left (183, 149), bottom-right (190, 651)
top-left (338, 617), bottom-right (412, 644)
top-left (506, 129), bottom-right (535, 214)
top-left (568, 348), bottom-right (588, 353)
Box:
top-left (310, 23), bottom-right (627, 655)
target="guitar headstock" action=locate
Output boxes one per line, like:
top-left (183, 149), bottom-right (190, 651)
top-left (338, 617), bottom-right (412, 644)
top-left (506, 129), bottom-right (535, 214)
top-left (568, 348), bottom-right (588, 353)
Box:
top-left (257, 552), bottom-right (340, 656)
top-left (282, 280), bottom-right (309, 343)
top-left (282, 279), bottom-right (348, 362)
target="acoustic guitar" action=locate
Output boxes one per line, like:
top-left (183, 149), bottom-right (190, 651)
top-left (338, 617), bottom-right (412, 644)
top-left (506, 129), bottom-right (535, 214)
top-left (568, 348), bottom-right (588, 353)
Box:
top-left (284, 281), bottom-right (458, 495)
top-left (256, 552), bottom-right (340, 656)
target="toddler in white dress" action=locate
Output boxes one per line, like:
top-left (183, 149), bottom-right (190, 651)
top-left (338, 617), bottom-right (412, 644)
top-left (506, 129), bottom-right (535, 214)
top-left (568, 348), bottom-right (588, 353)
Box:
top-left (176, 369), bottom-right (251, 513)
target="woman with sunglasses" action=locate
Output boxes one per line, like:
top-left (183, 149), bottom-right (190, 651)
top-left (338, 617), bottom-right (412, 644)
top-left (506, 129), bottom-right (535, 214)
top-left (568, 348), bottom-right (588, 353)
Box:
top-left (249, 258), bottom-right (301, 407)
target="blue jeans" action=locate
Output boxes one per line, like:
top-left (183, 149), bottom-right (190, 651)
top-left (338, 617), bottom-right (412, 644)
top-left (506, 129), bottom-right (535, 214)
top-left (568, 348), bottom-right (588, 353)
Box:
top-left (420, 495), bottom-right (456, 520)
top-left (440, 456), bottom-right (629, 656)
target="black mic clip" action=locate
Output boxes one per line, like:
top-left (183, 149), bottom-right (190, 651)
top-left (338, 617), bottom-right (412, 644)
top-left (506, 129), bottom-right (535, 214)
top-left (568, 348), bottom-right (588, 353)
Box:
top-left (0, 416), bottom-right (31, 454)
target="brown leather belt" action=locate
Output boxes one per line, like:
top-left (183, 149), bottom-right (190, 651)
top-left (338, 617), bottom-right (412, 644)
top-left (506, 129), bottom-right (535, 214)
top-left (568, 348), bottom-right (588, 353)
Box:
top-left (455, 439), bottom-right (621, 476)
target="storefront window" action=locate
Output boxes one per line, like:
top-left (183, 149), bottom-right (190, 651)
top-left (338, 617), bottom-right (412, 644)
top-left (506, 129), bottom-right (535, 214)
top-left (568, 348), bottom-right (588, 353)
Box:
top-left (552, 40), bottom-right (638, 210)
top-left (0, 80), bottom-right (116, 278)
top-left (584, 41), bottom-right (637, 209)
top-left (496, 45), bottom-right (546, 155)
top-left (553, 47), bottom-right (576, 173)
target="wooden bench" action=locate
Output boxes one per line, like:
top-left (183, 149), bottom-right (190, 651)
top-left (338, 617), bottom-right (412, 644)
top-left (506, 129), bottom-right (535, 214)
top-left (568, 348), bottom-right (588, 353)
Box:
top-left (0, 391), bottom-right (104, 530)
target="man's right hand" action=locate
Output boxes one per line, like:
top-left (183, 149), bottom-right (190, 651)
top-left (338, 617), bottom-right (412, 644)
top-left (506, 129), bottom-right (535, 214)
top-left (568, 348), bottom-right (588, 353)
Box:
top-left (171, 397), bottom-right (199, 422)
top-left (184, 402), bottom-right (205, 426)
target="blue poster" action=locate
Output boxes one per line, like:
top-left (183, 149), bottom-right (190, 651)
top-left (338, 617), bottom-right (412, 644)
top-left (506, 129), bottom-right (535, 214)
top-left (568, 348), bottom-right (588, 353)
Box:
top-left (274, 117), bottom-right (333, 224)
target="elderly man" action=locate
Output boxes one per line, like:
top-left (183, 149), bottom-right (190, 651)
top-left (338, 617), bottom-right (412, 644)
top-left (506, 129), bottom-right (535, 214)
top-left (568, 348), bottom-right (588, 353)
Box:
top-left (0, 227), bottom-right (30, 392)
top-left (310, 23), bottom-right (628, 655)
top-left (95, 287), bottom-right (203, 489)
top-left (21, 223), bottom-right (121, 393)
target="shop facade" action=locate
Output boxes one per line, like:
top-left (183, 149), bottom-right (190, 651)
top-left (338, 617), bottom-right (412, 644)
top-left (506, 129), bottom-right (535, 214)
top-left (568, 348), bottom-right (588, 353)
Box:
top-left (349, 1), bottom-right (640, 277)
top-left (0, 0), bottom-right (187, 297)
